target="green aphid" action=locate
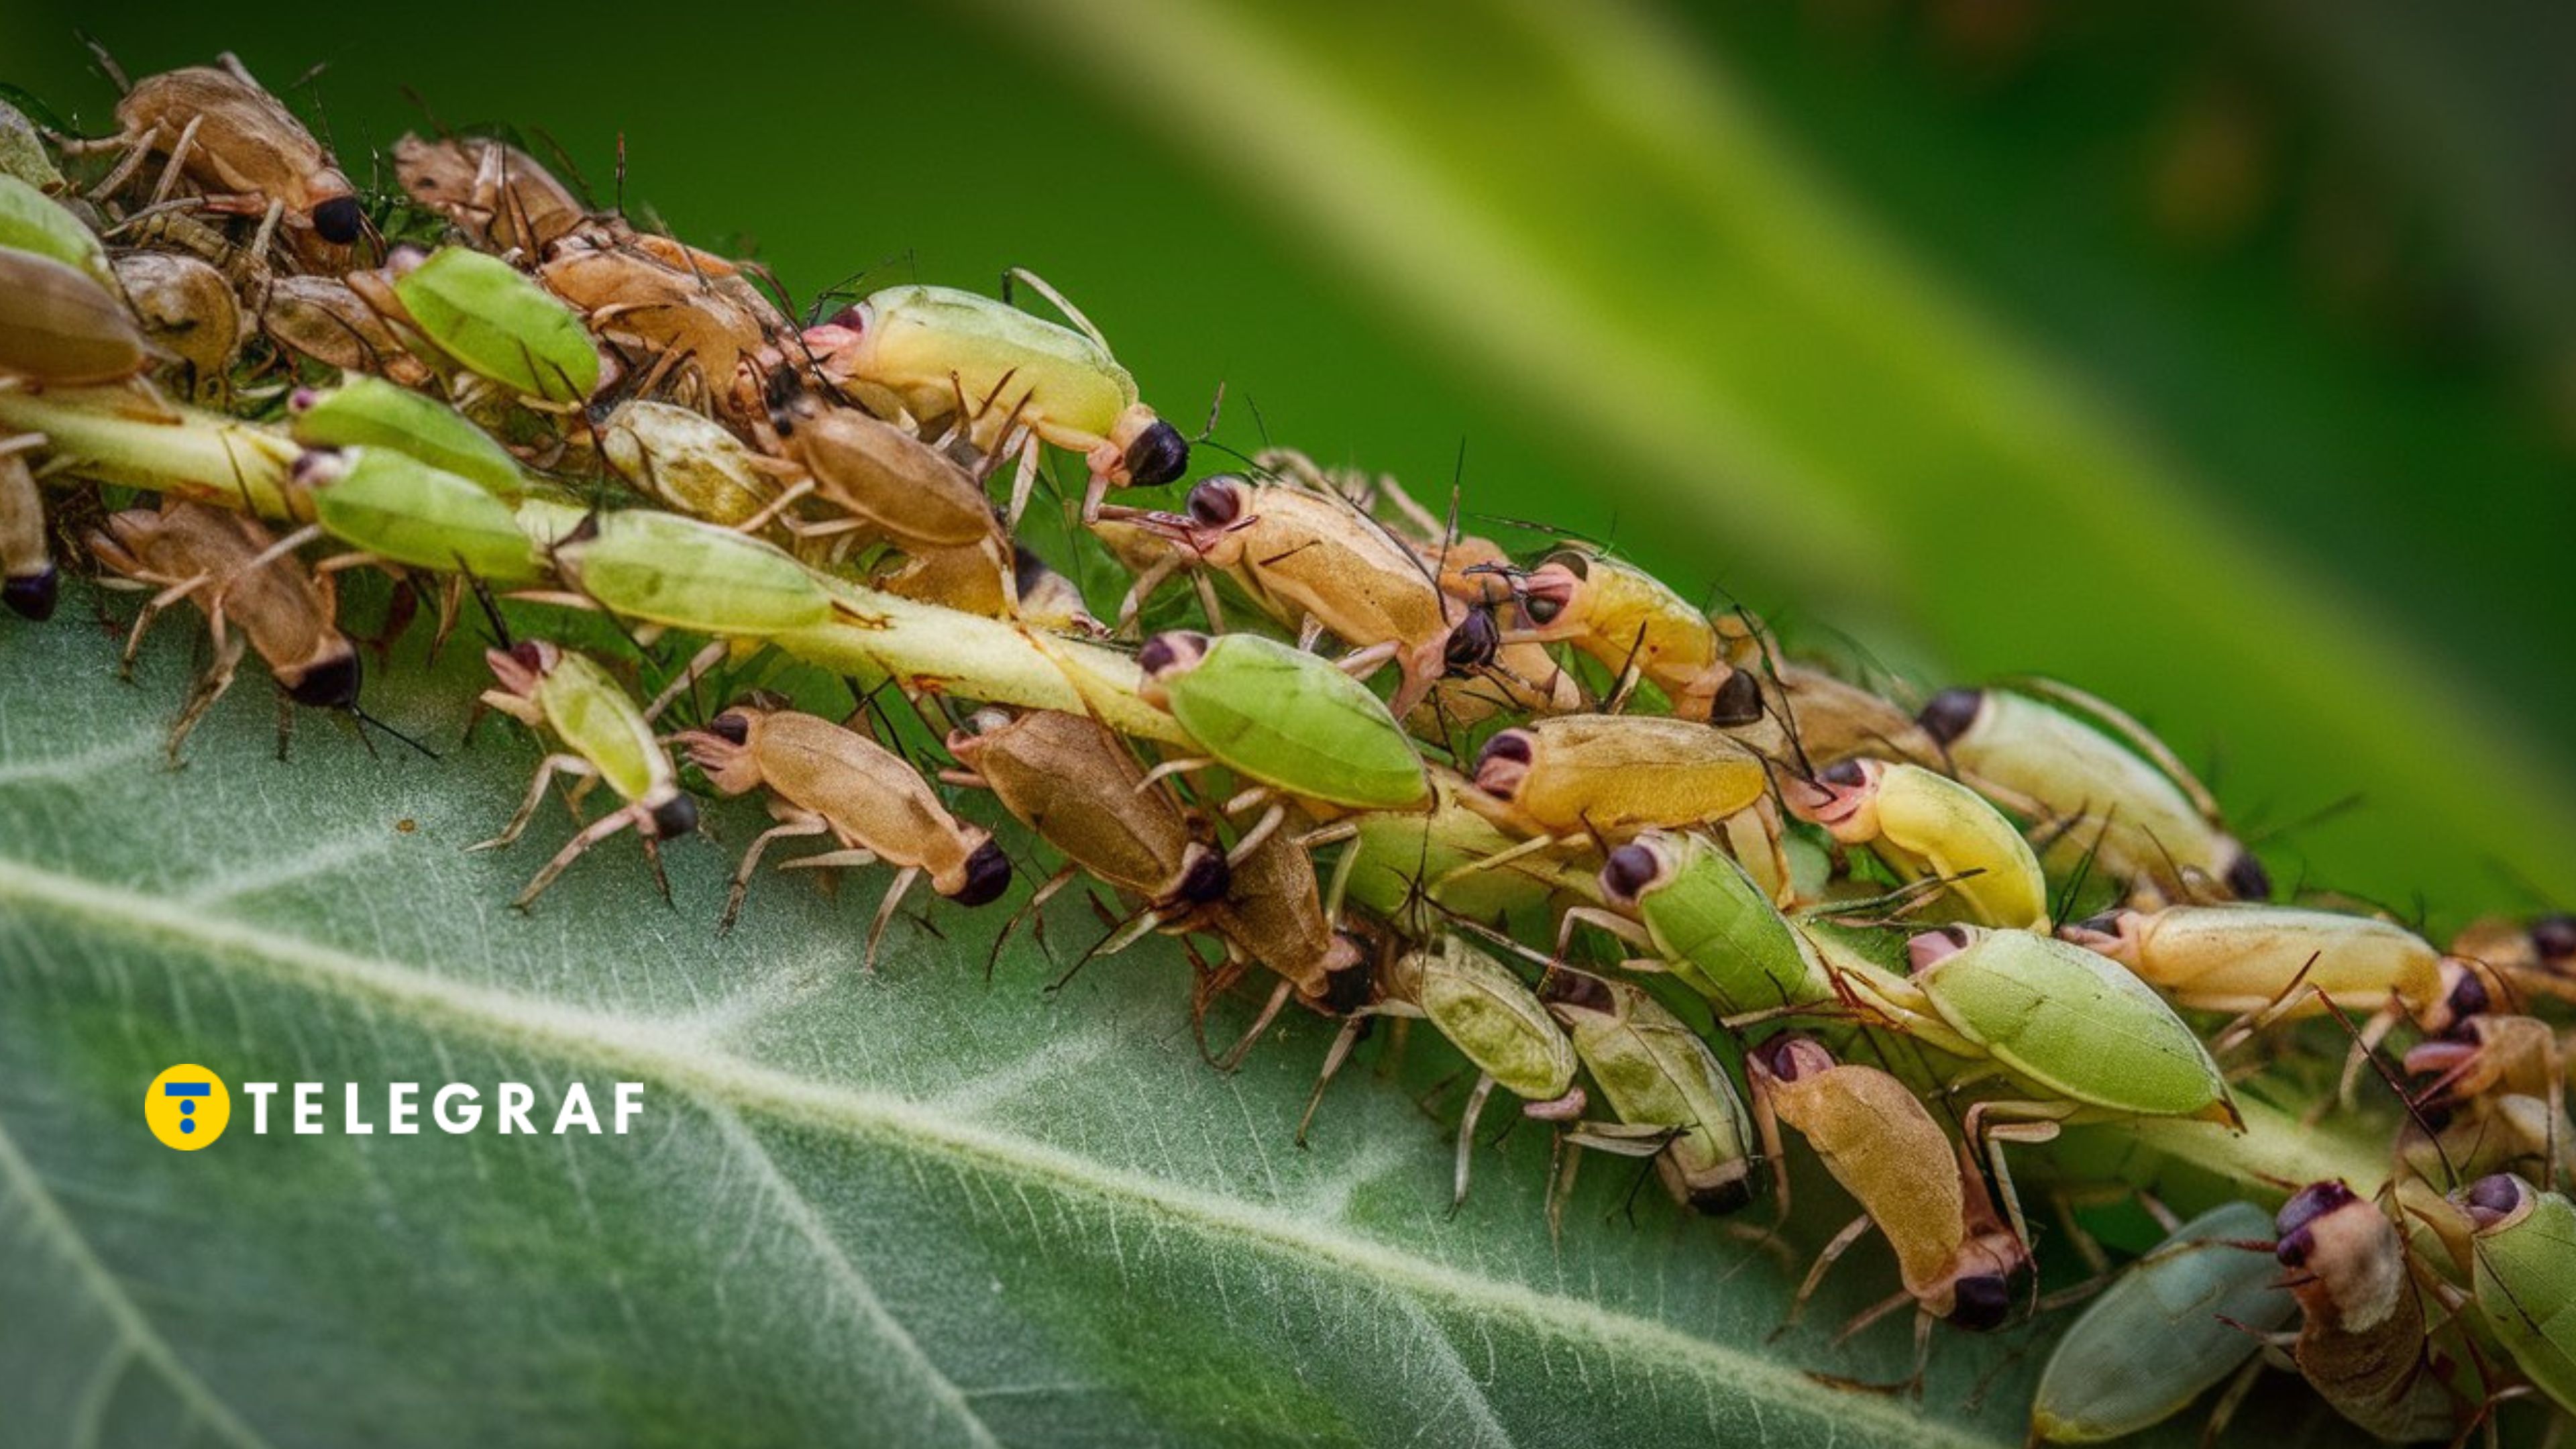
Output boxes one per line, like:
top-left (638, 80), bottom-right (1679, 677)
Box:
top-left (2455, 1173), bottom-right (2576, 1417)
top-left (1568, 828), bottom-right (1830, 1013)
top-left (0, 176), bottom-right (111, 286)
top-left (1136, 630), bottom-right (1430, 812)
top-left (548, 508), bottom-right (833, 636)
top-left (288, 446), bottom-right (547, 583)
top-left (392, 246), bottom-right (599, 404)
top-left (1336, 766), bottom-right (1597, 936)
top-left (2030, 1201), bottom-right (2292, 1443)
top-left (289, 376), bottom-right (527, 498)
top-left (1540, 967), bottom-right (1760, 1216)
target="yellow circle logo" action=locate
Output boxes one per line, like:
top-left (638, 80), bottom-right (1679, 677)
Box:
top-left (145, 1065), bottom-right (230, 1150)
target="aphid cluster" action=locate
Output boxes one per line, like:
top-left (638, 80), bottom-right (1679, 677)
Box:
top-left (2, 52), bottom-right (2571, 1445)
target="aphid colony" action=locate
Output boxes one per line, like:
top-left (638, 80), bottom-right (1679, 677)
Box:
top-left (2, 52), bottom-right (2571, 1446)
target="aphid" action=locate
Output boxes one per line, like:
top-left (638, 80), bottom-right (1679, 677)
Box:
top-left (1301, 934), bottom-right (1581, 1206)
top-left (2027, 1201), bottom-right (2295, 1444)
top-left (255, 274), bottom-right (435, 389)
top-left (1565, 829), bottom-right (1831, 1013)
top-left (2403, 1014), bottom-right (2569, 1187)
top-left (1495, 544), bottom-right (1768, 724)
top-left (800, 279), bottom-right (1188, 523)
top-left (470, 641), bottom-right (698, 909)
top-left (1334, 765), bottom-right (1600, 937)
top-left (1195, 826), bottom-right (1366, 1062)
top-left (1, 435), bottom-right (57, 621)
top-left (0, 246), bottom-right (154, 386)
top-left (288, 378), bottom-right (527, 499)
top-left (2270, 1181), bottom-right (2459, 1443)
top-left (1540, 967), bottom-right (1760, 1216)
top-left (74, 54), bottom-right (362, 252)
top-left (1772, 663), bottom-right (1943, 769)
top-left (2448, 1173), bottom-right (2576, 1417)
top-left (86, 499), bottom-right (361, 761)
top-left (0, 175), bottom-right (115, 286)
top-left (598, 399), bottom-right (782, 527)
top-left (941, 706), bottom-right (1230, 945)
top-left (109, 251), bottom-right (239, 398)
top-left (541, 508), bottom-right (835, 638)
top-left (286, 447), bottom-right (547, 584)
top-left (1008, 544), bottom-right (1104, 636)
top-left (759, 384), bottom-right (1004, 553)
top-left (1136, 630), bottom-right (1431, 814)
top-left (1919, 682), bottom-right (2267, 905)
top-left (0, 97), bottom-right (63, 191)
top-left (392, 133), bottom-right (587, 258)
top-left (1870, 925), bottom-right (2239, 1126)
top-left (539, 233), bottom-right (784, 415)
top-left (2061, 904), bottom-right (2468, 1040)
top-left (1106, 473), bottom-right (1496, 718)
top-left (1748, 1034), bottom-right (2033, 1358)
top-left (1783, 758), bottom-right (2049, 930)
top-left (674, 703), bottom-right (1008, 965)
top-left (362, 246), bottom-right (601, 405)
top-left (2449, 912), bottom-right (2576, 1008)
top-left (1469, 713), bottom-right (1770, 844)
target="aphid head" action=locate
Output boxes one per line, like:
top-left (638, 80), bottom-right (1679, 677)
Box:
top-left (288, 445), bottom-right (351, 491)
top-left (311, 195), bottom-right (364, 246)
top-left (1174, 843), bottom-right (1232, 907)
top-left (2272, 1180), bottom-right (2362, 1270)
top-left (2221, 849), bottom-right (2271, 902)
top-left (286, 648), bottom-right (363, 711)
top-left (1181, 475), bottom-right (1248, 531)
top-left (1917, 688), bottom-right (1985, 747)
top-left (1686, 1171), bottom-right (1756, 1218)
top-left (1536, 966), bottom-right (1615, 1019)
top-left (3, 563), bottom-right (59, 622)
top-left (951, 838), bottom-right (1012, 907)
top-left (484, 640), bottom-right (558, 696)
top-left (2424, 959), bottom-right (2493, 1036)
top-left (2057, 908), bottom-right (2140, 961)
top-left (1945, 1270), bottom-right (2018, 1332)
top-left (1700, 668), bottom-right (1765, 728)
top-left (1599, 835), bottom-right (1678, 908)
top-left (674, 710), bottom-right (767, 796)
top-left (1748, 1033), bottom-right (1837, 1085)
top-left (1442, 606), bottom-right (1500, 674)
top-left (1904, 924), bottom-right (1978, 976)
top-left (1115, 406), bottom-right (1189, 488)
top-left (1514, 555), bottom-right (1585, 627)
top-left (2532, 913), bottom-right (2576, 971)
top-left (2457, 1173), bottom-right (2536, 1234)
top-left (1319, 941), bottom-right (1377, 1015)
top-left (708, 710), bottom-right (754, 746)
top-left (1783, 757), bottom-right (1881, 838)
top-left (1472, 729), bottom-right (1536, 802)
top-left (1135, 631), bottom-right (1209, 702)
top-left (644, 788), bottom-right (700, 841)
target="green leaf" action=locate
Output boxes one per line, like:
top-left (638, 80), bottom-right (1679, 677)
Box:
top-left (975, 0), bottom-right (2576, 918)
top-left (0, 602), bottom-right (2108, 1448)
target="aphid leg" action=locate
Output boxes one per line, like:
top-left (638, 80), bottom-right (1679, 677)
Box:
top-left (2202, 1356), bottom-right (2266, 1446)
top-left (731, 477), bottom-right (816, 536)
top-left (1960, 1101), bottom-right (2064, 1256)
top-left (84, 129), bottom-right (156, 202)
top-left (643, 639), bottom-right (731, 725)
top-left (1295, 1011), bottom-right (1375, 1147)
top-left (164, 630), bottom-right (248, 765)
top-left (145, 115), bottom-right (204, 207)
top-left (2332, 999), bottom-right (2407, 1110)
top-left (1214, 973), bottom-right (1298, 1073)
top-left (511, 803), bottom-right (648, 911)
top-left (1295, 615), bottom-right (1326, 653)
top-left (116, 570), bottom-right (214, 678)
top-left (243, 199), bottom-right (286, 272)
top-left (1190, 571), bottom-right (1226, 633)
top-left (1225, 800), bottom-right (1285, 863)
top-left (1433, 832), bottom-right (1566, 888)
top-left (1004, 434), bottom-right (1043, 531)
top-left (1782, 1214), bottom-right (1876, 1334)
top-left (718, 812), bottom-right (833, 932)
top-left (860, 865), bottom-right (922, 971)
top-left (468, 753), bottom-right (596, 852)
top-left (1452, 1072), bottom-right (1499, 1210)
top-left (1320, 835), bottom-right (1363, 925)
top-left (1134, 755), bottom-right (1214, 794)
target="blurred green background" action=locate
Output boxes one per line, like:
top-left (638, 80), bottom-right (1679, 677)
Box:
top-left (9, 0), bottom-right (2573, 921)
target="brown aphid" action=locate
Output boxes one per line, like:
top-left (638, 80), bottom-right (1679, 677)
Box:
top-left (761, 384), bottom-right (1005, 553)
top-left (675, 704), bottom-right (1010, 968)
top-left (79, 54), bottom-right (361, 252)
top-left (110, 250), bottom-right (239, 396)
top-left (2271, 1182), bottom-right (2459, 1444)
top-left (943, 706), bottom-right (1230, 941)
top-left (86, 498), bottom-right (359, 762)
top-left (255, 274), bottom-right (433, 387)
top-left (539, 233), bottom-right (785, 416)
top-left (392, 133), bottom-right (586, 258)
top-left (0, 248), bottom-right (154, 386)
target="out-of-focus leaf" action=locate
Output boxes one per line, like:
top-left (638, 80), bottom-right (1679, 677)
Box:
top-left (984, 0), bottom-right (2576, 916)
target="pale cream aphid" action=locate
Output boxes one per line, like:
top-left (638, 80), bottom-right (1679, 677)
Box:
top-left (598, 399), bottom-right (784, 528)
top-left (1748, 1034), bottom-right (2036, 1383)
top-left (1102, 472), bottom-right (1500, 720)
top-left (674, 702), bottom-right (1010, 969)
top-left (470, 641), bottom-right (698, 909)
top-left (1463, 713), bottom-right (1784, 894)
top-left (392, 133), bottom-right (588, 260)
top-left (1919, 682), bottom-right (2268, 906)
top-left (1, 435), bottom-right (56, 623)
top-left (1493, 543), bottom-right (1770, 726)
top-left (71, 54), bottom-right (363, 258)
top-left (86, 498), bottom-right (362, 762)
top-left (1782, 757), bottom-right (2050, 930)
top-left (799, 275), bottom-right (1188, 525)
top-left (2402, 1013), bottom-right (2569, 1189)
top-left (1537, 967), bottom-right (1760, 1224)
top-left (109, 250), bottom-right (239, 400)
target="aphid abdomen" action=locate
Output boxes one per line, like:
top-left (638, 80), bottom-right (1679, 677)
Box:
top-left (535, 654), bottom-right (667, 804)
top-left (757, 714), bottom-right (980, 885)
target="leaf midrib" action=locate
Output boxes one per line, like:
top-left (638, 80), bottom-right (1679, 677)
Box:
top-left (0, 855), bottom-right (2011, 1449)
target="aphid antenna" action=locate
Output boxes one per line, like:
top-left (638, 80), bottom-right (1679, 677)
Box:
top-left (1740, 610), bottom-right (1823, 787)
top-left (350, 702), bottom-right (441, 761)
top-left (1466, 511), bottom-right (1606, 550)
top-left (460, 566), bottom-right (515, 651)
top-left (78, 33), bottom-right (131, 95)
top-left (2238, 792), bottom-right (2364, 852)
top-left (2315, 987), bottom-right (2467, 1186)
top-left (2046, 808), bottom-right (2111, 932)
top-left (610, 131), bottom-right (628, 219)
top-left (1197, 381), bottom-right (1229, 443)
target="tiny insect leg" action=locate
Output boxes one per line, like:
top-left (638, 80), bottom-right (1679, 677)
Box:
top-left (512, 804), bottom-right (648, 910)
top-left (720, 812), bottom-right (833, 932)
top-left (164, 628), bottom-right (248, 765)
top-left (468, 753), bottom-right (596, 852)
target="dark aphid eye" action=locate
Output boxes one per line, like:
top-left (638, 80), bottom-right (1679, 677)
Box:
top-left (1185, 477), bottom-right (1243, 529)
top-left (2223, 850), bottom-right (2272, 902)
top-left (1947, 1274), bottom-right (2013, 1331)
top-left (2464, 1173), bottom-right (2531, 1223)
top-left (1125, 421), bottom-right (1189, 488)
top-left (649, 792), bottom-right (700, 840)
top-left (3, 564), bottom-right (59, 623)
top-left (952, 840), bottom-right (1012, 906)
top-left (2530, 913), bottom-right (2576, 966)
top-left (1751, 1034), bottom-right (1819, 1083)
top-left (1821, 758), bottom-right (1868, 789)
top-left (1137, 631), bottom-right (1207, 678)
top-left (2274, 1181), bottom-right (2356, 1250)
top-left (1538, 969), bottom-right (1612, 1013)
top-left (1707, 669), bottom-right (1763, 727)
top-left (1917, 688), bottom-right (1983, 746)
top-left (1177, 847), bottom-right (1231, 905)
top-left (1688, 1175), bottom-right (1754, 1217)
top-left (286, 651), bottom-right (364, 710)
top-left (1444, 608), bottom-right (1499, 672)
top-left (1601, 843), bottom-right (1662, 903)
top-left (311, 195), bottom-right (364, 245)
top-left (709, 712), bottom-right (751, 746)
top-left (1520, 593), bottom-right (1564, 625)
top-left (507, 641), bottom-right (547, 672)
top-left (822, 304), bottom-right (865, 331)
top-left (1477, 730), bottom-right (1534, 769)
top-left (1012, 543), bottom-right (1051, 594)
top-left (2445, 969), bottom-right (2491, 1024)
